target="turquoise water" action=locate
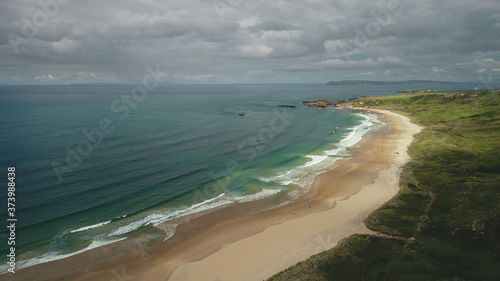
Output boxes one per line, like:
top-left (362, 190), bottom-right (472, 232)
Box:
top-left (0, 83), bottom-right (479, 270)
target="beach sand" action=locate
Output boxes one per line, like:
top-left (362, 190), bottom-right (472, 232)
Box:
top-left (8, 109), bottom-right (421, 281)
top-left (167, 109), bottom-right (422, 281)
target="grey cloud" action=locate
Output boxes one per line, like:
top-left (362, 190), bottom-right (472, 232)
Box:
top-left (253, 20), bottom-right (298, 31)
top-left (284, 56), bottom-right (409, 72)
top-left (0, 0), bottom-right (499, 84)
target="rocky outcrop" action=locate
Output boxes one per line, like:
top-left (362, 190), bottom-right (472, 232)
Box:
top-left (303, 99), bottom-right (332, 108)
top-left (278, 105), bottom-right (297, 108)
top-left (303, 99), bottom-right (352, 109)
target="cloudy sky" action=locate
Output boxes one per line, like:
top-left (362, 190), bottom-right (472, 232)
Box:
top-left (1, 0), bottom-right (499, 84)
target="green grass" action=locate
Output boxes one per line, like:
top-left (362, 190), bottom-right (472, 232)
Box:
top-left (268, 90), bottom-right (500, 281)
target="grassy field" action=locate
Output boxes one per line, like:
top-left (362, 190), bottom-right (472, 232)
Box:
top-left (268, 90), bottom-right (500, 281)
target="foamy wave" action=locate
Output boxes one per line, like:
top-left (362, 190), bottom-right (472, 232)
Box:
top-left (302, 155), bottom-right (328, 167)
top-left (108, 193), bottom-right (229, 237)
top-left (327, 113), bottom-right (377, 151)
top-left (259, 168), bottom-right (306, 186)
top-left (236, 189), bottom-right (282, 203)
top-left (183, 193), bottom-right (227, 213)
top-left (69, 220), bottom-right (111, 234)
top-left (106, 189), bottom-right (285, 240)
top-left (109, 213), bottom-right (165, 236)
top-left (5, 237), bottom-right (127, 271)
top-left (11, 193), bottom-right (238, 272)
top-left (9, 187), bottom-right (285, 273)
top-left (259, 112), bottom-right (381, 191)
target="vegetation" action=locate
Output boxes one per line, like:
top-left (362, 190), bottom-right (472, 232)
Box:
top-left (268, 90), bottom-right (500, 281)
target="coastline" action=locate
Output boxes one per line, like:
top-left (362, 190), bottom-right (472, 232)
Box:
top-left (7, 109), bottom-right (422, 281)
top-left (168, 109), bottom-right (422, 281)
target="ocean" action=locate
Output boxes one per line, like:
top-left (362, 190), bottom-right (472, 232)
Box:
top-left (0, 82), bottom-right (482, 271)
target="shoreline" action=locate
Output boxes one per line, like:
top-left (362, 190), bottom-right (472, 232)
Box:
top-left (168, 109), bottom-right (422, 281)
top-left (6, 109), bottom-right (422, 281)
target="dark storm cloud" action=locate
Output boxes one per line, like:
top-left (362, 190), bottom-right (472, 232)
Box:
top-left (0, 0), bottom-right (499, 84)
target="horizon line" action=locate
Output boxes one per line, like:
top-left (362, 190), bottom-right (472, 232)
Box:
top-left (0, 80), bottom-right (478, 87)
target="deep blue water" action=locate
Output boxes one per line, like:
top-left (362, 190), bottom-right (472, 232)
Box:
top-left (0, 82), bottom-right (482, 269)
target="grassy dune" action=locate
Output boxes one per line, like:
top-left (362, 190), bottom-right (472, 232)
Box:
top-left (268, 90), bottom-right (500, 281)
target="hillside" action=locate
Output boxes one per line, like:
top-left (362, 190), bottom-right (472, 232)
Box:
top-left (268, 90), bottom-right (500, 281)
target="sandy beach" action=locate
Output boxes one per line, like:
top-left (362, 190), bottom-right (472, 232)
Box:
top-left (168, 109), bottom-right (422, 281)
top-left (8, 109), bottom-right (421, 281)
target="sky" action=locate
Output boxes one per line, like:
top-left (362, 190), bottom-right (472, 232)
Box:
top-left (0, 0), bottom-right (499, 85)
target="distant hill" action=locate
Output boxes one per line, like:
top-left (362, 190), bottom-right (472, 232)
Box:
top-left (326, 80), bottom-right (458, 86)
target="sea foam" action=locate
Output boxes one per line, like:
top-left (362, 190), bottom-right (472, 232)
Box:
top-left (69, 220), bottom-right (112, 234)
top-left (258, 112), bottom-right (382, 193)
top-left (1, 237), bottom-right (127, 272)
